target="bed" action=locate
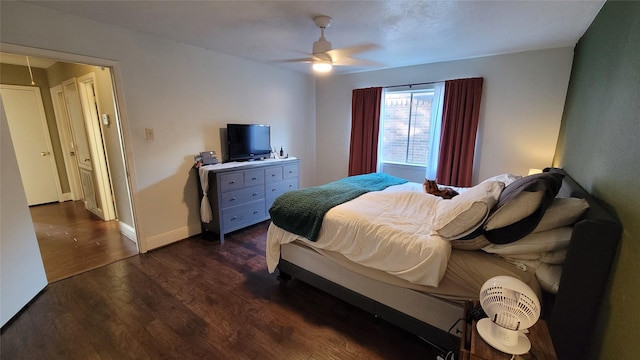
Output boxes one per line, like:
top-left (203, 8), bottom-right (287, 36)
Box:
top-left (266, 168), bottom-right (621, 360)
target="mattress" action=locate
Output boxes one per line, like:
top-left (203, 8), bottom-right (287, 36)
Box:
top-left (282, 240), bottom-right (541, 301)
top-left (267, 179), bottom-right (541, 300)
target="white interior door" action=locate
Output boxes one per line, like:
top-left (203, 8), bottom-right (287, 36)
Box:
top-left (77, 73), bottom-right (116, 221)
top-left (1, 99), bottom-right (48, 326)
top-left (0, 85), bottom-right (61, 205)
top-left (50, 85), bottom-right (83, 201)
top-left (62, 78), bottom-right (103, 217)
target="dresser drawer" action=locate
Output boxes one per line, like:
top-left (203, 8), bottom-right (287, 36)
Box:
top-left (220, 186), bottom-right (265, 209)
top-left (283, 164), bottom-right (299, 179)
top-left (265, 166), bottom-right (283, 183)
top-left (244, 169), bottom-right (265, 187)
top-left (266, 178), bottom-right (298, 198)
top-left (219, 172), bottom-right (244, 192)
top-left (221, 200), bottom-right (266, 231)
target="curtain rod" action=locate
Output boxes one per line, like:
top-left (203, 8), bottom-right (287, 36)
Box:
top-left (384, 81), bottom-right (437, 89)
top-left (384, 77), bottom-right (480, 89)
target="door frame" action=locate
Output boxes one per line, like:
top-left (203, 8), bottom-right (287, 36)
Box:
top-left (0, 43), bottom-right (145, 251)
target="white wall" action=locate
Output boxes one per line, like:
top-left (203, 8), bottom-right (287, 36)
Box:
top-left (1, 100), bottom-right (48, 326)
top-left (1, 1), bottom-right (316, 251)
top-left (315, 48), bottom-right (574, 186)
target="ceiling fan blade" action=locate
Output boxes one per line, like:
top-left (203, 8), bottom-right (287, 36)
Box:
top-left (326, 44), bottom-right (380, 59)
top-left (332, 57), bottom-right (383, 67)
top-left (276, 57), bottom-right (315, 64)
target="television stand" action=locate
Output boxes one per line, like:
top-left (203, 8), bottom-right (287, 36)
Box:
top-left (197, 157), bottom-right (299, 243)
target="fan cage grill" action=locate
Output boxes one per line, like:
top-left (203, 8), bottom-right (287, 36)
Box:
top-left (480, 286), bottom-right (540, 330)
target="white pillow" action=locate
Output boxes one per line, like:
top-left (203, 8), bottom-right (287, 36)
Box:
top-left (484, 191), bottom-right (545, 230)
top-left (434, 181), bottom-right (504, 239)
top-left (533, 197), bottom-right (589, 232)
top-left (481, 173), bottom-right (522, 187)
top-left (482, 227), bottom-right (573, 255)
top-left (536, 263), bottom-right (562, 294)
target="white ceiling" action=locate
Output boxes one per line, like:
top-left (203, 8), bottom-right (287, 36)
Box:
top-left (11, 0), bottom-right (605, 75)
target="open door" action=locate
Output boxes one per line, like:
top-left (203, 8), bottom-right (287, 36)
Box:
top-left (1, 98), bottom-right (48, 326)
top-left (77, 73), bottom-right (116, 221)
top-left (50, 84), bottom-right (83, 201)
top-left (61, 77), bottom-right (115, 221)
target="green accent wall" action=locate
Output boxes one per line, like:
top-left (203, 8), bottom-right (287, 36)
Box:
top-left (553, 1), bottom-right (640, 359)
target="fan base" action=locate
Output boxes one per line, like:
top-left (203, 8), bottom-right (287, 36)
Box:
top-left (476, 318), bottom-right (531, 355)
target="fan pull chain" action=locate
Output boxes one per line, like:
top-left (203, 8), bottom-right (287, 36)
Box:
top-left (25, 56), bottom-right (36, 85)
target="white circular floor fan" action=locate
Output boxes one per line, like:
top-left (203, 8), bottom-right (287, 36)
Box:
top-left (477, 276), bottom-right (541, 355)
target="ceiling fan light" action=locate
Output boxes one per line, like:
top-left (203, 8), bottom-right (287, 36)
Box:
top-left (312, 61), bottom-right (332, 72)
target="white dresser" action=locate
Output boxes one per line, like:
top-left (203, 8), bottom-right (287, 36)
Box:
top-left (199, 158), bottom-right (299, 243)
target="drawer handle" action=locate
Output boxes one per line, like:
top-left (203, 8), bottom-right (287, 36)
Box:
top-left (289, 184), bottom-right (293, 188)
top-left (252, 193), bottom-right (258, 196)
top-left (271, 174), bottom-right (276, 177)
top-left (253, 211), bottom-right (258, 214)
top-left (252, 177), bottom-right (257, 180)
top-left (229, 180), bottom-right (236, 184)
top-left (231, 216), bottom-right (238, 221)
top-left (288, 170), bottom-right (293, 174)
top-left (271, 188), bottom-right (276, 192)
top-left (230, 197), bottom-right (236, 202)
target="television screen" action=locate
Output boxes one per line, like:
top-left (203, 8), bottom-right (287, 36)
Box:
top-left (227, 124), bottom-right (271, 161)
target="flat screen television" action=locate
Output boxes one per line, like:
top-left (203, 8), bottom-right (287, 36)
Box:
top-left (227, 124), bottom-right (271, 162)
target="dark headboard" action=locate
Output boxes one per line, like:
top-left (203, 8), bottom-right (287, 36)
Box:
top-left (544, 168), bottom-right (622, 360)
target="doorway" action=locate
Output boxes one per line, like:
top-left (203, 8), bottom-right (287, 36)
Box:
top-left (0, 50), bottom-right (138, 282)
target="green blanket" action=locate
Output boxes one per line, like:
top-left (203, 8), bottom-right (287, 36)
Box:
top-left (269, 173), bottom-right (408, 242)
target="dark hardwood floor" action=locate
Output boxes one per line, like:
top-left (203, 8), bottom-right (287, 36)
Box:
top-left (1, 221), bottom-right (443, 359)
top-left (29, 200), bottom-right (139, 283)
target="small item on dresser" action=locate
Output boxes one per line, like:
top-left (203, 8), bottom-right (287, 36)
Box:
top-left (193, 155), bottom-right (203, 168)
top-left (200, 151), bottom-right (218, 165)
top-left (279, 146), bottom-right (285, 157)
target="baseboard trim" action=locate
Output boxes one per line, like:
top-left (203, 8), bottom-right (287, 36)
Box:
top-left (145, 226), bottom-right (190, 250)
top-left (119, 222), bottom-right (137, 243)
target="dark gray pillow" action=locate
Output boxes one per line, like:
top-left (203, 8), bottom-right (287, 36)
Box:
top-left (484, 172), bottom-right (564, 244)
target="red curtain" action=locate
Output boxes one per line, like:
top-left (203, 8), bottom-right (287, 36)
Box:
top-left (436, 78), bottom-right (484, 187)
top-left (348, 87), bottom-right (382, 176)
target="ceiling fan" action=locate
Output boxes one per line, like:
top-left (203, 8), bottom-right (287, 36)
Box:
top-left (284, 15), bottom-right (380, 73)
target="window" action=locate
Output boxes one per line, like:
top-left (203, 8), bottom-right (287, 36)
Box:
top-left (379, 83), bottom-right (444, 176)
top-left (381, 88), bottom-right (435, 165)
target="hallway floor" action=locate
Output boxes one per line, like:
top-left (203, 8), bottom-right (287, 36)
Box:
top-left (30, 200), bottom-right (138, 282)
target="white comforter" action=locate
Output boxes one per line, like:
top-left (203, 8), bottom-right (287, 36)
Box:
top-left (266, 183), bottom-right (453, 287)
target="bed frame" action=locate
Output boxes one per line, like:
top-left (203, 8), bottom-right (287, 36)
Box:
top-left (276, 168), bottom-right (621, 360)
